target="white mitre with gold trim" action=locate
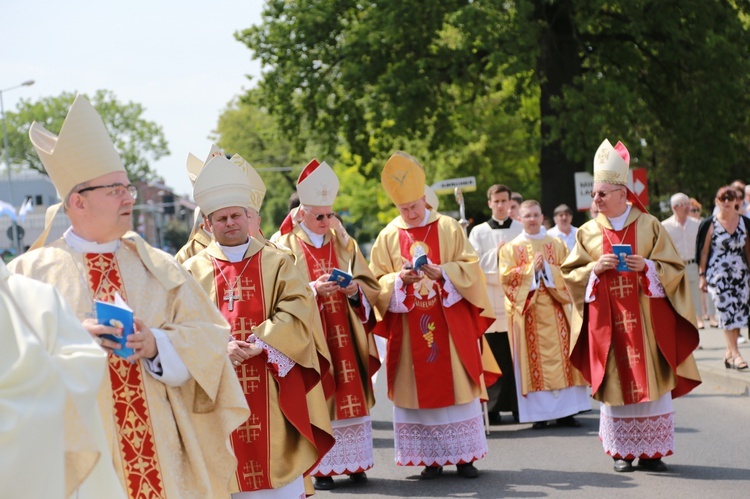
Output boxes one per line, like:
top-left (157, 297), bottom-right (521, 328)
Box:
top-left (297, 159), bottom-right (339, 206)
top-left (593, 139), bottom-right (630, 185)
top-left (28, 94), bottom-right (125, 198)
top-left (229, 154), bottom-right (266, 212)
top-left (381, 151), bottom-right (426, 205)
top-left (193, 155), bottom-right (253, 216)
top-left (186, 144), bottom-right (224, 186)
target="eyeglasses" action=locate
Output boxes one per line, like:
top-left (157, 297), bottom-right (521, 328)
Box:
top-left (690, 208), bottom-right (701, 213)
top-left (76, 183), bottom-right (138, 200)
top-left (312, 212), bottom-right (335, 221)
top-left (718, 193), bottom-right (737, 202)
top-left (590, 188), bottom-right (624, 199)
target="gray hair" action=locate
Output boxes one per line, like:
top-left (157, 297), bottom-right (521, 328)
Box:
top-left (670, 192), bottom-right (689, 208)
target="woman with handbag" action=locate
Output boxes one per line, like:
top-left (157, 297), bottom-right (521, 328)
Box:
top-left (697, 186), bottom-right (750, 370)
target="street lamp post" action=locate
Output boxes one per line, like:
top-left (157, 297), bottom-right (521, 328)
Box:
top-left (1, 79), bottom-right (35, 254)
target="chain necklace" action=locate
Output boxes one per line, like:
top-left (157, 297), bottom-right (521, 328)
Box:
top-left (211, 255), bottom-right (253, 312)
top-left (602, 220), bottom-right (633, 249)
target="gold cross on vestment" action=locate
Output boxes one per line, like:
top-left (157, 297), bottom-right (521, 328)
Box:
top-left (237, 277), bottom-right (256, 300)
top-left (330, 324), bottom-right (349, 348)
top-left (610, 275), bottom-right (634, 299)
top-left (238, 365), bottom-right (261, 392)
top-left (232, 317), bottom-right (256, 335)
top-left (224, 287), bottom-right (240, 311)
top-left (314, 258), bottom-right (332, 276)
top-left (338, 360), bottom-right (356, 383)
top-left (237, 414), bottom-right (262, 443)
top-left (340, 394), bottom-right (362, 418)
top-left (623, 345), bottom-right (642, 368)
top-left (242, 460), bottom-right (265, 489)
top-left (323, 294), bottom-right (341, 313)
top-left (628, 380), bottom-right (644, 401)
top-left (614, 311), bottom-right (638, 334)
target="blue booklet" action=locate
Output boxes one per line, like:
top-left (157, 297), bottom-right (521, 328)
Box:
top-left (612, 244), bottom-right (633, 272)
top-left (413, 253), bottom-right (429, 271)
top-left (95, 294), bottom-right (135, 360)
top-left (328, 268), bottom-right (353, 288)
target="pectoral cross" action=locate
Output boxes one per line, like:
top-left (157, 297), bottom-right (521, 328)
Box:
top-left (242, 460), bottom-right (265, 489)
top-left (224, 286), bottom-right (240, 311)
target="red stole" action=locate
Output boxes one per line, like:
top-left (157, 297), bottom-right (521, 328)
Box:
top-left (301, 241), bottom-right (368, 420)
top-left (84, 253), bottom-right (165, 499)
top-left (589, 224), bottom-right (650, 404)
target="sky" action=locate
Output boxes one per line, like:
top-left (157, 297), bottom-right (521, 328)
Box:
top-left (2, 0), bottom-right (265, 197)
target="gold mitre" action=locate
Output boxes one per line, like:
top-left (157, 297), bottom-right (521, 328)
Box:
top-left (297, 159), bottom-right (339, 206)
top-left (381, 151), bottom-right (426, 205)
top-left (593, 139), bottom-right (629, 185)
top-left (230, 154), bottom-right (266, 212)
top-left (29, 94), bottom-right (125, 198)
top-left (193, 154), bottom-right (253, 216)
top-left (424, 185), bottom-right (439, 211)
top-left (186, 144), bottom-right (224, 186)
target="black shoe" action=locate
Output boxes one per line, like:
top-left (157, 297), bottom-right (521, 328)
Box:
top-left (456, 462), bottom-right (479, 478)
top-left (314, 476), bottom-right (335, 490)
top-left (556, 415), bottom-right (581, 427)
top-left (348, 471), bottom-right (368, 483)
top-left (420, 466), bottom-right (443, 479)
top-left (488, 411), bottom-right (502, 424)
top-left (531, 421), bottom-right (548, 430)
top-left (613, 458), bottom-right (634, 472)
top-left (638, 458), bottom-right (668, 472)
top-left (512, 410), bottom-right (519, 423)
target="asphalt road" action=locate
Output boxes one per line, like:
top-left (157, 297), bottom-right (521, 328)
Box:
top-left (315, 334), bottom-right (750, 498)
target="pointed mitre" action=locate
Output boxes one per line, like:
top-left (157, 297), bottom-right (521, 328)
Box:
top-left (186, 144), bottom-right (224, 186)
top-left (593, 139), bottom-right (630, 185)
top-left (28, 94), bottom-right (125, 198)
top-left (296, 159), bottom-right (339, 206)
top-left (193, 155), bottom-right (253, 216)
top-left (424, 185), bottom-right (439, 211)
top-left (381, 151), bottom-right (426, 205)
top-left (229, 154), bottom-right (266, 212)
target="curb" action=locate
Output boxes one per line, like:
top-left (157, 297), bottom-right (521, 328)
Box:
top-left (696, 364), bottom-right (750, 396)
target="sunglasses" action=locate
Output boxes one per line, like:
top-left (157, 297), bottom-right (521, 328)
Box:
top-left (718, 193), bottom-right (738, 202)
top-left (690, 208), bottom-right (701, 213)
top-left (590, 188), bottom-right (624, 199)
top-left (312, 212), bottom-right (335, 221)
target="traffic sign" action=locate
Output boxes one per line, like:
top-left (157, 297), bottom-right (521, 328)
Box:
top-left (7, 225), bottom-right (25, 242)
top-left (431, 177), bottom-right (476, 195)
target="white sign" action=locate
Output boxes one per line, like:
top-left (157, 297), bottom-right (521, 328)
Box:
top-left (431, 177), bottom-right (476, 195)
top-left (574, 172), bottom-right (594, 211)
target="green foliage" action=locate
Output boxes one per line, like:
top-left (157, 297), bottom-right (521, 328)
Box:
top-left (1, 89), bottom-right (168, 181)
top-left (238, 0), bottom-right (750, 221)
top-left (162, 218), bottom-right (191, 254)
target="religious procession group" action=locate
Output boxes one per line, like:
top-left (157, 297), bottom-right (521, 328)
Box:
top-left (1, 94), bottom-right (701, 499)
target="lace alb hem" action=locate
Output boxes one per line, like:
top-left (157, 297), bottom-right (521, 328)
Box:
top-left (441, 269), bottom-right (462, 307)
top-left (311, 418), bottom-right (374, 476)
top-left (643, 259), bottom-right (666, 297)
top-left (599, 411), bottom-right (674, 459)
top-left (388, 276), bottom-right (410, 313)
top-left (394, 412), bottom-right (487, 467)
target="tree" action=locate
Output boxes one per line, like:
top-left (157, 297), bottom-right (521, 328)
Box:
top-left (238, 0), bottom-right (750, 221)
top-left (1, 89), bottom-right (169, 181)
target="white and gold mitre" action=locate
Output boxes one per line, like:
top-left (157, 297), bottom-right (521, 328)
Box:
top-left (297, 159), bottom-right (339, 206)
top-left (186, 144), bottom-right (224, 186)
top-left (593, 139), bottom-right (630, 185)
top-left (424, 185), bottom-right (439, 211)
top-left (193, 154), bottom-right (253, 216)
top-left (381, 151), bottom-right (426, 205)
top-left (229, 154), bottom-right (266, 212)
top-left (28, 94), bottom-right (125, 198)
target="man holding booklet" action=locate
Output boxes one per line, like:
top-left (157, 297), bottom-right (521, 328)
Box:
top-left (275, 159), bottom-right (382, 491)
top-left (8, 95), bottom-right (249, 498)
top-left (561, 139), bottom-right (701, 473)
top-left (369, 151), bottom-right (500, 480)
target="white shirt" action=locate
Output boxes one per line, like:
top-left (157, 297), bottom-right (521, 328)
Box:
top-left (661, 214), bottom-right (700, 261)
top-left (547, 224), bottom-right (578, 250)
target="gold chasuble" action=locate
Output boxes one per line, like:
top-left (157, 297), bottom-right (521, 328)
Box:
top-left (561, 209), bottom-right (701, 406)
top-left (499, 235), bottom-right (587, 396)
top-left (276, 226), bottom-right (382, 477)
top-left (174, 227), bottom-right (212, 264)
top-left (369, 212), bottom-right (500, 409)
top-left (183, 239), bottom-right (334, 492)
top-left (8, 233), bottom-right (250, 499)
